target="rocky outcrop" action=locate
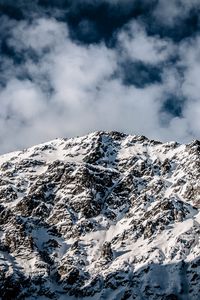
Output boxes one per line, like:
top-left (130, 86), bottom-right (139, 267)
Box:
top-left (0, 131), bottom-right (199, 299)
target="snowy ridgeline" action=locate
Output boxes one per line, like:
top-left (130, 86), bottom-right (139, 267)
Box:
top-left (0, 131), bottom-right (199, 300)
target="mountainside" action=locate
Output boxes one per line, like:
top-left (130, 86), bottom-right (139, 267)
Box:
top-left (0, 131), bottom-right (199, 300)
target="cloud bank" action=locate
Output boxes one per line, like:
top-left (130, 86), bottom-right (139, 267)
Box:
top-left (0, 1), bottom-right (199, 153)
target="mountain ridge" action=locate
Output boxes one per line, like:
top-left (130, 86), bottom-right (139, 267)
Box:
top-left (0, 131), bottom-right (199, 299)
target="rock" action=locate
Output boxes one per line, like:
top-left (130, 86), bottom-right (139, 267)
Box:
top-left (101, 242), bottom-right (113, 261)
top-left (0, 131), bottom-right (199, 299)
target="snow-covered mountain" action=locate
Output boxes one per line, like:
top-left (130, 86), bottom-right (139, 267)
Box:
top-left (0, 131), bottom-right (199, 300)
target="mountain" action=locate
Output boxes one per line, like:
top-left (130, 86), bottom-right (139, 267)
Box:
top-left (0, 131), bottom-right (199, 300)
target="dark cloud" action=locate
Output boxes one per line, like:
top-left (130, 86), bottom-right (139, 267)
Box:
top-left (147, 8), bottom-right (200, 42)
top-left (162, 96), bottom-right (185, 118)
top-left (36, 0), bottom-right (200, 44)
top-left (0, 4), bottom-right (24, 20)
top-left (1, 0), bottom-right (200, 45)
top-left (64, 1), bottom-right (150, 44)
top-left (119, 61), bottom-right (162, 88)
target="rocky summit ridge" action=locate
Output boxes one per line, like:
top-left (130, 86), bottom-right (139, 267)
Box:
top-left (0, 131), bottom-right (199, 300)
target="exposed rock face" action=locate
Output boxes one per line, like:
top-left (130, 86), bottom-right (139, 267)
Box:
top-left (0, 131), bottom-right (199, 299)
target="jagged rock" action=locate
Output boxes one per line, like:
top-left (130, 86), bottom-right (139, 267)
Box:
top-left (101, 241), bottom-right (113, 261)
top-left (0, 131), bottom-right (199, 299)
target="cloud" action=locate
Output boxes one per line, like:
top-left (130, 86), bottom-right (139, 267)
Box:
top-left (0, 2), bottom-right (200, 153)
top-left (153, 0), bottom-right (200, 26)
top-left (176, 36), bottom-right (200, 138)
top-left (0, 17), bottom-right (118, 152)
top-left (117, 21), bottom-right (175, 64)
top-left (9, 18), bottom-right (67, 53)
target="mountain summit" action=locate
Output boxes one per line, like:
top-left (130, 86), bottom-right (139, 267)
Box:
top-left (0, 131), bottom-right (199, 299)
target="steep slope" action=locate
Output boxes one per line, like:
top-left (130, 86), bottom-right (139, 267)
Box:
top-left (0, 131), bottom-right (199, 300)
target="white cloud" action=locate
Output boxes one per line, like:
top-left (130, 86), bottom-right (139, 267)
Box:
top-left (0, 16), bottom-right (199, 154)
top-left (176, 37), bottom-right (200, 138)
top-left (118, 21), bottom-right (174, 64)
top-left (153, 0), bottom-right (200, 26)
top-left (0, 79), bottom-right (46, 119)
top-left (8, 18), bottom-right (68, 53)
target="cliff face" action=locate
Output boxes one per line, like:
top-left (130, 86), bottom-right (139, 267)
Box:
top-left (0, 131), bottom-right (199, 300)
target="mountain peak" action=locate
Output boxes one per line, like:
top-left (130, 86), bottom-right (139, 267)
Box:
top-left (0, 132), bottom-right (199, 299)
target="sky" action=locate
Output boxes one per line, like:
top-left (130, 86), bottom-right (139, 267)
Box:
top-left (0, 0), bottom-right (200, 153)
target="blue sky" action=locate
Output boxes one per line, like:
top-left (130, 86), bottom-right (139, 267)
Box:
top-left (0, 0), bottom-right (200, 153)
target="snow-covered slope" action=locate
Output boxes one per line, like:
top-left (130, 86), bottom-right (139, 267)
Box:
top-left (0, 131), bottom-right (199, 300)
